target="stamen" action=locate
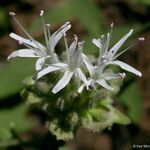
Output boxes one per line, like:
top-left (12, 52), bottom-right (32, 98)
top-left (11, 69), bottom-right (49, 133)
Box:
top-left (46, 24), bottom-right (50, 27)
top-left (9, 11), bottom-right (15, 16)
top-left (40, 10), bottom-right (44, 16)
top-left (46, 24), bottom-right (52, 53)
top-left (113, 35), bottom-right (144, 60)
top-left (119, 73), bottom-right (126, 78)
top-left (107, 33), bottom-right (110, 37)
top-left (23, 43), bottom-right (39, 51)
top-left (9, 12), bottom-right (41, 50)
top-left (46, 24), bottom-right (51, 38)
top-left (103, 59), bottom-right (107, 63)
top-left (111, 22), bottom-right (114, 28)
top-left (104, 30), bottom-right (112, 60)
top-left (113, 43), bottom-right (135, 60)
top-left (102, 55), bottom-right (105, 59)
top-left (109, 22), bottom-right (114, 37)
top-left (78, 41), bottom-right (85, 47)
top-left (104, 33), bottom-right (110, 54)
top-left (101, 35), bottom-right (105, 38)
top-left (63, 33), bottom-right (70, 64)
top-left (138, 37), bottom-right (145, 41)
top-left (40, 11), bottom-right (49, 50)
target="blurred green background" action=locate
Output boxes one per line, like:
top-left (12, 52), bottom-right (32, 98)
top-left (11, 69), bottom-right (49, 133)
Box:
top-left (0, 0), bottom-right (150, 150)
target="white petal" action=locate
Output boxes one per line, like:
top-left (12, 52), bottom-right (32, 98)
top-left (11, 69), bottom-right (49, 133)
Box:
top-left (92, 39), bottom-right (101, 48)
top-left (7, 49), bottom-right (40, 60)
top-left (107, 60), bottom-right (142, 77)
top-left (76, 68), bottom-right (89, 89)
top-left (53, 22), bottom-right (70, 35)
top-left (104, 73), bottom-right (126, 80)
top-left (36, 65), bottom-right (63, 79)
top-left (82, 53), bottom-right (95, 76)
top-left (104, 33), bottom-right (111, 54)
top-left (68, 36), bottom-right (80, 68)
top-left (59, 22), bottom-right (70, 29)
top-left (52, 63), bottom-right (68, 69)
top-left (10, 33), bottom-right (45, 50)
top-left (108, 29), bottom-right (133, 59)
top-left (36, 57), bottom-right (48, 71)
top-left (50, 22), bottom-right (71, 49)
top-left (52, 71), bottom-right (73, 94)
top-left (96, 79), bottom-right (113, 90)
top-left (68, 35), bottom-right (78, 57)
top-left (72, 41), bottom-right (83, 68)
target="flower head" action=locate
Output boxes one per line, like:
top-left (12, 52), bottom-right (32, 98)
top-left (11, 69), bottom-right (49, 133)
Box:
top-left (79, 24), bottom-right (143, 93)
top-left (92, 24), bottom-right (142, 77)
top-left (8, 14), bottom-right (144, 140)
top-left (8, 15), bottom-right (143, 94)
top-left (8, 11), bottom-right (71, 71)
top-left (37, 35), bottom-right (89, 94)
top-left (79, 54), bottom-right (126, 93)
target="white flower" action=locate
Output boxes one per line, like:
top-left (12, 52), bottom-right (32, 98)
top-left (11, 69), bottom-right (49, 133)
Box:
top-left (78, 54), bottom-right (126, 93)
top-left (8, 11), bottom-right (71, 71)
top-left (37, 35), bottom-right (89, 94)
top-left (7, 14), bottom-right (143, 95)
top-left (92, 24), bottom-right (142, 77)
top-left (79, 25), bottom-right (143, 93)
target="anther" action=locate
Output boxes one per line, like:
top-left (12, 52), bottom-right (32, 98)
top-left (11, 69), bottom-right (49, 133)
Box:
top-left (120, 73), bottom-right (126, 78)
top-left (111, 22), bottom-right (114, 27)
top-left (46, 24), bottom-right (50, 27)
top-left (40, 10), bottom-right (44, 16)
top-left (138, 37), bottom-right (145, 41)
top-left (9, 12), bottom-right (15, 16)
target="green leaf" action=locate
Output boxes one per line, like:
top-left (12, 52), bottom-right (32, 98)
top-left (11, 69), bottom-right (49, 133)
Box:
top-left (0, 103), bottom-right (30, 139)
top-left (59, 146), bottom-right (69, 150)
top-left (0, 59), bottom-right (35, 100)
top-left (132, 0), bottom-right (150, 5)
top-left (112, 108), bottom-right (131, 125)
top-left (118, 83), bottom-right (142, 123)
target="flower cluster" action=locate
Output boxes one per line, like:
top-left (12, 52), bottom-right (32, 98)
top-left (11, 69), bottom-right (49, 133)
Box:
top-left (8, 11), bottom-right (142, 94)
top-left (8, 10), bottom-right (143, 140)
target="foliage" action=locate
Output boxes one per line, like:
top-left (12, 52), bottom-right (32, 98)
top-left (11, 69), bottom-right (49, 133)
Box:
top-left (0, 59), bottom-right (35, 100)
top-left (119, 83), bottom-right (142, 123)
top-left (0, 103), bottom-right (31, 140)
top-left (132, 0), bottom-right (150, 5)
